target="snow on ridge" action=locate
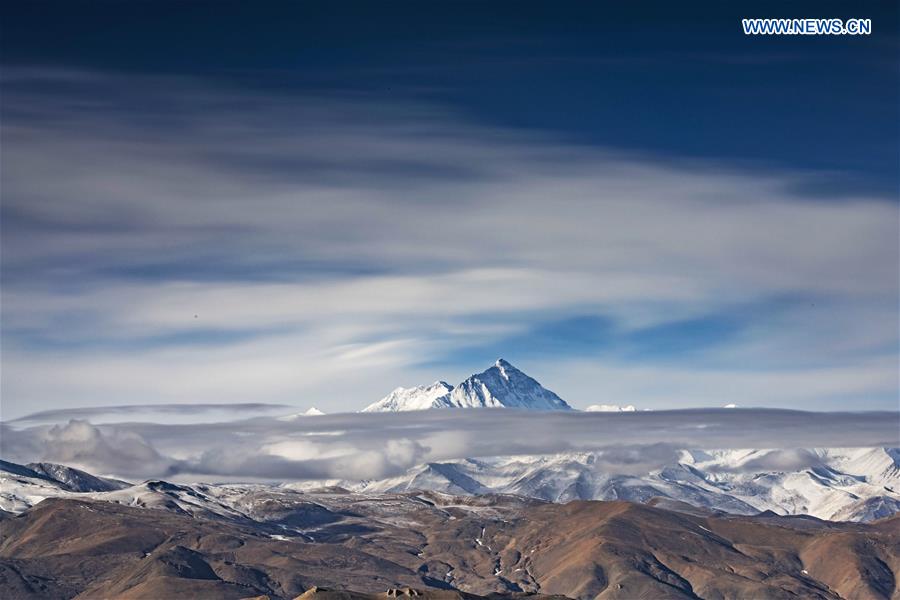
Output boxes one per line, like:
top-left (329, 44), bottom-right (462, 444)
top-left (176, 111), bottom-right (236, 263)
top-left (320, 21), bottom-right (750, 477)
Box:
top-left (362, 381), bottom-right (455, 412)
top-left (3, 448), bottom-right (899, 522)
top-left (361, 359), bottom-right (571, 412)
top-left (301, 446), bottom-right (900, 522)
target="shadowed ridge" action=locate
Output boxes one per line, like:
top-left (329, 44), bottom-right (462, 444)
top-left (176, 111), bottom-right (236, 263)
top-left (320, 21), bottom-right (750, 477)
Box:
top-left (1, 493), bottom-right (897, 599)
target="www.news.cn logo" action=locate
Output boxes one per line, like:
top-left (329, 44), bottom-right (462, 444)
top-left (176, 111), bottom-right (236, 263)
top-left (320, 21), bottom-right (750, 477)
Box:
top-left (742, 18), bottom-right (871, 35)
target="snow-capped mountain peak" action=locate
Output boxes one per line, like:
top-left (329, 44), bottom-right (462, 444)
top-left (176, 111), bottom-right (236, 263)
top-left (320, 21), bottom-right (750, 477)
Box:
top-left (277, 406), bottom-right (327, 420)
top-left (362, 380), bottom-right (455, 412)
top-left (363, 359), bottom-right (571, 412)
top-left (448, 359), bottom-right (571, 410)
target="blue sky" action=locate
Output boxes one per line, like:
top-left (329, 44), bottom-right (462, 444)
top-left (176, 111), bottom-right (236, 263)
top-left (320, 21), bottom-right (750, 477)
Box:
top-left (1, 1), bottom-right (898, 418)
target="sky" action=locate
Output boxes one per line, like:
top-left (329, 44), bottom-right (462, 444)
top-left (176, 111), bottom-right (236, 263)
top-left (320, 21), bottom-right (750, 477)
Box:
top-left (1, 1), bottom-right (898, 419)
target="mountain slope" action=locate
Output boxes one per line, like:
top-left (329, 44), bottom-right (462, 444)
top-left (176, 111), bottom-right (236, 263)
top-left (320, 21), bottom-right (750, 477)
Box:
top-left (4, 449), bottom-right (899, 522)
top-left (447, 359), bottom-right (571, 410)
top-left (1, 492), bottom-right (897, 599)
top-left (283, 448), bottom-right (900, 522)
top-left (0, 460), bottom-right (58, 484)
top-left (363, 360), bottom-right (571, 412)
top-left (362, 381), bottom-right (454, 412)
top-left (0, 460), bottom-right (131, 512)
top-left (26, 462), bottom-right (130, 492)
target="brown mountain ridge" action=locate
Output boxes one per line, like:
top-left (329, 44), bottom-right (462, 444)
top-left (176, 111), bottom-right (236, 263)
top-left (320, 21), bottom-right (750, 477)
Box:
top-left (1, 489), bottom-right (898, 600)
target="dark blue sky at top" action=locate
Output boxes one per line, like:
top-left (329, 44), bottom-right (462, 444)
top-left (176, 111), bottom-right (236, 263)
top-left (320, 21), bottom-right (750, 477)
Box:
top-left (3, 0), bottom-right (898, 196)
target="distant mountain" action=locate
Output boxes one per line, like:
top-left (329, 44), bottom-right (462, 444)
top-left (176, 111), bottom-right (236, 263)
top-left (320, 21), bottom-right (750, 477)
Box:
top-left (362, 359), bottom-right (571, 412)
top-left (279, 407), bottom-right (327, 420)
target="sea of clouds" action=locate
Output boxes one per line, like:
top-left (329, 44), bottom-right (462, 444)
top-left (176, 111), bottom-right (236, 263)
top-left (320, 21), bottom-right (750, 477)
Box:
top-left (2, 405), bottom-right (897, 482)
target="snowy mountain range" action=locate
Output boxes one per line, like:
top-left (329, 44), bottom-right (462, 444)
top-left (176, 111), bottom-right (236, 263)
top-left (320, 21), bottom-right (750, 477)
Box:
top-left (285, 447), bottom-right (900, 522)
top-left (3, 360), bottom-right (896, 527)
top-left (5, 461), bottom-right (897, 600)
top-left (3, 447), bottom-right (898, 523)
top-left (362, 359), bottom-right (572, 412)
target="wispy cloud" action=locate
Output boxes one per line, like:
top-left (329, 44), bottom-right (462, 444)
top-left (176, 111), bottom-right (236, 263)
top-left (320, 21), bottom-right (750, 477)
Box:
top-left (8, 403), bottom-right (290, 425)
top-left (1, 68), bottom-right (897, 417)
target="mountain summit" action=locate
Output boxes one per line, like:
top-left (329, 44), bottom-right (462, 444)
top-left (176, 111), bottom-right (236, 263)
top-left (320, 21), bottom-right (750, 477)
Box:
top-left (448, 359), bottom-right (571, 410)
top-left (362, 359), bottom-right (572, 412)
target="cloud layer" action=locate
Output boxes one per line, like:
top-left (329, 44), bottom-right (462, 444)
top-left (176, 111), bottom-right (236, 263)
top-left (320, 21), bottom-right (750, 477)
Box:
top-left (2, 409), bottom-right (897, 482)
top-left (1, 68), bottom-right (897, 417)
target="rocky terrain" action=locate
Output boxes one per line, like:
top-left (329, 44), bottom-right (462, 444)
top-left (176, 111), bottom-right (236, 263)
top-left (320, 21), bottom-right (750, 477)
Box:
top-left (1, 460), bottom-right (899, 599)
